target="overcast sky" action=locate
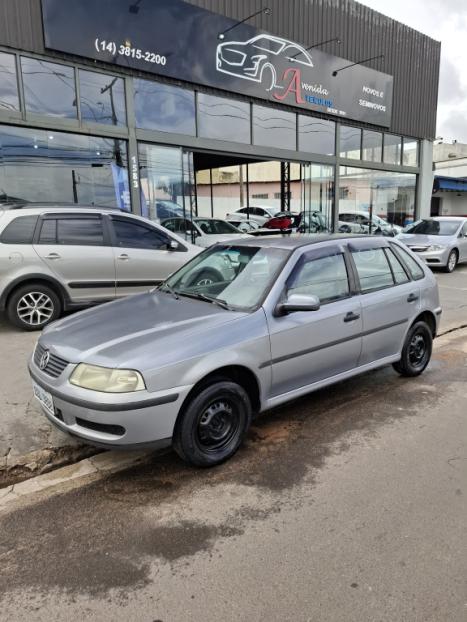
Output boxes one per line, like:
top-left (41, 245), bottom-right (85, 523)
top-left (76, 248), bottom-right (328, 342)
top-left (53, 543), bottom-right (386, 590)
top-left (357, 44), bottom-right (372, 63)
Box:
top-left (358, 0), bottom-right (467, 143)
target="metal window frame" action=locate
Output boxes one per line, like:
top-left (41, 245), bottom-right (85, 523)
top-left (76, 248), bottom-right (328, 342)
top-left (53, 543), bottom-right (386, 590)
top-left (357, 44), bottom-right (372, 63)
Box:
top-left (0, 45), bottom-right (422, 226)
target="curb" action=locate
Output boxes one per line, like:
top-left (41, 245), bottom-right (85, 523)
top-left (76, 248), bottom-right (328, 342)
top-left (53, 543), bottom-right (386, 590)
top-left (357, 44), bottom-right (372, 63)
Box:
top-left (0, 444), bottom-right (101, 489)
top-left (0, 449), bottom-right (155, 512)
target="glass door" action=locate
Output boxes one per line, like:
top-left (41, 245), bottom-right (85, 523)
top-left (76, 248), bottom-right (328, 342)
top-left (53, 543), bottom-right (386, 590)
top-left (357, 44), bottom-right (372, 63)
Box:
top-left (137, 143), bottom-right (196, 238)
top-left (300, 163), bottom-right (334, 233)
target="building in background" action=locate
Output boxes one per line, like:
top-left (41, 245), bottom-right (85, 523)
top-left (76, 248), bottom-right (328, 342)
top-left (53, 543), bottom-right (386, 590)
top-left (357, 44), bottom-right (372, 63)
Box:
top-left (431, 142), bottom-right (467, 217)
top-left (0, 0), bottom-right (440, 232)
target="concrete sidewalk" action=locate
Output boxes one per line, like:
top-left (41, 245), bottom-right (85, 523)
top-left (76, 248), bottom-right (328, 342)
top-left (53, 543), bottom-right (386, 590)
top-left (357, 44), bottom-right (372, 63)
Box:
top-left (1, 266), bottom-right (466, 486)
top-left (0, 318), bottom-right (98, 486)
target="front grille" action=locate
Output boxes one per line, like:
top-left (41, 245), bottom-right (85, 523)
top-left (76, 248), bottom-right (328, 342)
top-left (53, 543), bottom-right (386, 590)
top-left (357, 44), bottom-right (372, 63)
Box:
top-left (408, 246), bottom-right (429, 253)
top-left (34, 343), bottom-right (70, 378)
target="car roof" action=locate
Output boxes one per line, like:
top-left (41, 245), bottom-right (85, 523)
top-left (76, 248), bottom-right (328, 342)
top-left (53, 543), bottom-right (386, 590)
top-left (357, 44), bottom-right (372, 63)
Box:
top-left (215, 234), bottom-right (372, 251)
top-left (2, 202), bottom-right (124, 212)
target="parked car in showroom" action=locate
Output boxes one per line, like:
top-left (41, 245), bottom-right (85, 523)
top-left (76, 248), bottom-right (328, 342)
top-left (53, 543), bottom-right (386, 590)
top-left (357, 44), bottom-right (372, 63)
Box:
top-left (339, 211), bottom-right (402, 236)
top-left (226, 218), bottom-right (261, 233)
top-left (29, 235), bottom-right (440, 467)
top-left (397, 217), bottom-right (467, 272)
top-left (263, 212), bottom-right (300, 230)
top-left (161, 216), bottom-right (250, 247)
top-left (0, 205), bottom-right (200, 330)
top-left (226, 206), bottom-right (278, 226)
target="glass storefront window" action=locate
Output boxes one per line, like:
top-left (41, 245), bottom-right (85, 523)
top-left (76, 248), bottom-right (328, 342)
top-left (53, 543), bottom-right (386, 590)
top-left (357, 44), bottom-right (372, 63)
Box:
top-left (198, 94), bottom-right (250, 143)
top-left (362, 130), bottom-right (382, 163)
top-left (300, 164), bottom-right (334, 233)
top-left (79, 70), bottom-right (126, 126)
top-left (384, 134), bottom-right (402, 165)
top-left (0, 52), bottom-right (19, 112)
top-left (298, 117), bottom-right (335, 155)
top-left (21, 57), bottom-right (77, 119)
top-left (0, 125), bottom-right (129, 208)
top-left (339, 166), bottom-right (416, 232)
top-left (253, 105), bottom-right (296, 150)
top-left (134, 80), bottom-right (196, 135)
top-left (402, 138), bottom-right (419, 167)
top-left (339, 126), bottom-right (361, 159)
top-left (138, 143), bottom-right (194, 223)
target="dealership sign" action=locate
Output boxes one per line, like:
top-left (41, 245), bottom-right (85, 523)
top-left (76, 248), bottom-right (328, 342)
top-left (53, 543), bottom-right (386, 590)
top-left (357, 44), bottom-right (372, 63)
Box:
top-left (41, 0), bottom-right (394, 127)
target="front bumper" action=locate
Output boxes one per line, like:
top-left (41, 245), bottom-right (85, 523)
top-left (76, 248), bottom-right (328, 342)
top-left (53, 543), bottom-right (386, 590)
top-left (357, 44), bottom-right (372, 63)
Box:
top-left (29, 361), bottom-right (192, 449)
top-left (408, 247), bottom-right (450, 267)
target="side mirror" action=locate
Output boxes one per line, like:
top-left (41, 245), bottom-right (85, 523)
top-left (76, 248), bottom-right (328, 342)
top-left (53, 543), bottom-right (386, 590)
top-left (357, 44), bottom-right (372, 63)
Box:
top-left (168, 240), bottom-right (179, 251)
top-left (276, 293), bottom-right (321, 316)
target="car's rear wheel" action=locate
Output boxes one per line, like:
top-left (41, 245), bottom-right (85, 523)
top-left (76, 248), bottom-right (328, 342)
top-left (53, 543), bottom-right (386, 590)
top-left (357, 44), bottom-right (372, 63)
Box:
top-left (392, 321), bottom-right (432, 377)
top-left (173, 380), bottom-right (252, 467)
top-left (7, 283), bottom-right (61, 331)
top-left (443, 249), bottom-right (458, 273)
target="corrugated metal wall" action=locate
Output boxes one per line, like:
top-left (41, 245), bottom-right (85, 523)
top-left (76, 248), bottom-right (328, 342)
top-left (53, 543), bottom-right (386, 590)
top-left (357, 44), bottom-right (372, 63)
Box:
top-left (0, 0), bottom-right (440, 139)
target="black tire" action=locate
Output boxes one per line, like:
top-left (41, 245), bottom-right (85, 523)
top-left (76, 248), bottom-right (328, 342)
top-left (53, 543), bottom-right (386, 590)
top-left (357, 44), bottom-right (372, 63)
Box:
top-left (392, 321), bottom-right (433, 377)
top-left (7, 283), bottom-right (61, 331)
top-left (188, 268), bottom-right (222, 288)
top-left (173, 380), bottom-right (252, 467)
top-left (443, 249), bottom-right (458, 273)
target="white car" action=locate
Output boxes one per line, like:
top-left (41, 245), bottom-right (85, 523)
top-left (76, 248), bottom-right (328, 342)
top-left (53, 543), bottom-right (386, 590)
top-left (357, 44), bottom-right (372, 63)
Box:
top-left (339, 211), bottom-right (402, 236)
top-left (161, 217), bottom-right (250, 248)
top-left (226, 206), bottom-right (278, 226)
top-left (226, 219), bottom-right (261, 233)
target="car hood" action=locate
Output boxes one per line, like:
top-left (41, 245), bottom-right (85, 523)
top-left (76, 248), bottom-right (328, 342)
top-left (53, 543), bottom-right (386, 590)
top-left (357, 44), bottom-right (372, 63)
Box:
top-left (397, 233), bottom-right (453, 245)
top-left (40, 292), bottom-right (248, 370)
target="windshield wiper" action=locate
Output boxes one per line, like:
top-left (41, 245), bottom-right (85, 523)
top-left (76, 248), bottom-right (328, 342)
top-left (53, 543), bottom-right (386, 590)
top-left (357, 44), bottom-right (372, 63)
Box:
top-left (158, 283), bottom-right (179, 300)
top-left (178, 291), bottom-right (231, 310)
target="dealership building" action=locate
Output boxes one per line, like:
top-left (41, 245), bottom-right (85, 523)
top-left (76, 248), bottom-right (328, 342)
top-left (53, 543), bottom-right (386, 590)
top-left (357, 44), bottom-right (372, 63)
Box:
top-left (0, 0), bottom-right (440, 230)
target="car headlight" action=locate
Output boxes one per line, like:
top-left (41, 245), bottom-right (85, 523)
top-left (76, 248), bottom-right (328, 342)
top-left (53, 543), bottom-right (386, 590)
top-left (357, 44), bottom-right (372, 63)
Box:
top-left (427, 245), bottom-right (444, 252)
top-left (70, 364), bottom-right (146, 393)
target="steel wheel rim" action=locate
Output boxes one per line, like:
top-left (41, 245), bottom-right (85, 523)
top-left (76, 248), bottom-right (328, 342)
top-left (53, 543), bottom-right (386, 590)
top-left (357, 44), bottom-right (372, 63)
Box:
top-left (17, 292), bottom-right (54, 326)
top-left (197, 399), bottom-right (239, 451)
top-left (448, 252), bottom-right (457, 271)
top-left (408, 333), bottom-right (427, 367)
top-left (196, 277), bottom-right (214, 286)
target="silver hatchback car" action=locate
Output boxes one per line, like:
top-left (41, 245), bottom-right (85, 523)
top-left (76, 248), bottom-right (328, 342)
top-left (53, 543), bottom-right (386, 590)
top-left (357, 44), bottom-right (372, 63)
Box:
top-left (29, 236), bottom-right (441, 467)
top-left (0, 205), bottom-right (200, 330)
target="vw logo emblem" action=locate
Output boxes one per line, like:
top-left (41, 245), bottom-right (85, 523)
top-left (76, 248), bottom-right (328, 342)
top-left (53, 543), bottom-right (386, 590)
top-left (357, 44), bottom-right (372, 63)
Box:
top-left (39, 351), bottom-right (50, 370)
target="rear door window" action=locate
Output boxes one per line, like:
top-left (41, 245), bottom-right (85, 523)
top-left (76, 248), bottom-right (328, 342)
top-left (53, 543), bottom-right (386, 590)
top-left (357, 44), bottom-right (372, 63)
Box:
top-left (352, 248), bottom-right (394, 293)
top-left (0, 215), bottom-right (38, 244)
top-left (391, 244), bottom-right (425, 280)
top-left (384, 248), bottom-right (410, 284)
top-left (56, 217), bottom-right (104, 246)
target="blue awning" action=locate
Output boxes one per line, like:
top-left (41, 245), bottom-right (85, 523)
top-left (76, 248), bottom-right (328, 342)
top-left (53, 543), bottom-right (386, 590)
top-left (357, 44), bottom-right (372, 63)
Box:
top-left (434, 176), bottom-right (467, 193)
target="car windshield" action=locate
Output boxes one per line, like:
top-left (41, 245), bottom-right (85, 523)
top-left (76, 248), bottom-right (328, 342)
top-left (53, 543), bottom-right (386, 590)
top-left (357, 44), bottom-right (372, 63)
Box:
top-left (404, 219), bottom-right (462, 236)
top-left (161, 245), bottom-right (289, 311)
top-left (252, 37), bottom-right (284, 53)
top-left (194, 219), bottom-right (241, 235)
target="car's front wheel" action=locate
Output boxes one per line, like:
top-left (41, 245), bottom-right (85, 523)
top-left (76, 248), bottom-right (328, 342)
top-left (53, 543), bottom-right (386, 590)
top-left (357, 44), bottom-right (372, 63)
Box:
top-left (392, 321), bottom-right (433, 377)
top-left (173, 380), bottom-right (252, 467)
top-left (444, 249), bottom-right (458, 273)
top-left (7, 283), bottom-right (61, 331)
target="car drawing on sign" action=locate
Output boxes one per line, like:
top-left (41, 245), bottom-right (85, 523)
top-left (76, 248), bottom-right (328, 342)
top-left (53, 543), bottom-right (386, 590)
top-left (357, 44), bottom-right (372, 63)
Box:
top-left (216, 34), bottom-right (314, 91)
top-left (30, 236), bottom-right (440, 468)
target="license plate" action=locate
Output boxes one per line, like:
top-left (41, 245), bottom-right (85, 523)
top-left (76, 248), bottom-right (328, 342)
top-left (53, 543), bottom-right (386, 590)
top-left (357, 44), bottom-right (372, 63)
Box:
top-left (32, 381), bottom-right (55, 417)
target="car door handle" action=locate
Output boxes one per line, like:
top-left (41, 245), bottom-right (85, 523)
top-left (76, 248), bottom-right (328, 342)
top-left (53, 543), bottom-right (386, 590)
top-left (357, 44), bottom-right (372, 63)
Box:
top-left (117, 254), bottom-right (130, 261)
top-left (343, 311), bottom-right (360, 323)
top-left (46, 253), bottom-right (61, 260)
top-left (407, 293), bottom-right (419, 303)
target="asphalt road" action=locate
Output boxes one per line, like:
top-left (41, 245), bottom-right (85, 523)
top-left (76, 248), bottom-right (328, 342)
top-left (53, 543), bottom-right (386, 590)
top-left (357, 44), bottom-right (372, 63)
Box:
top-left (0, 328), bottom-right (466, 622)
